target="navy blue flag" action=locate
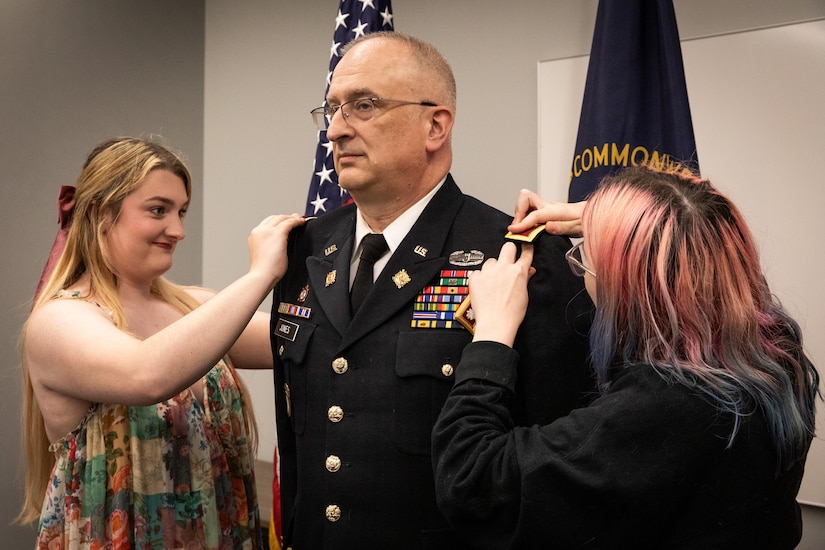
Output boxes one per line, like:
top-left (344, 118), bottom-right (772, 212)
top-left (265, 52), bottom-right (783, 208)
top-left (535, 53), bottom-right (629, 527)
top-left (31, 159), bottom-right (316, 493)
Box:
top-left (305, 0), bottom-right (395, 216)
top-left (568, 0), bottom-right (699, 203)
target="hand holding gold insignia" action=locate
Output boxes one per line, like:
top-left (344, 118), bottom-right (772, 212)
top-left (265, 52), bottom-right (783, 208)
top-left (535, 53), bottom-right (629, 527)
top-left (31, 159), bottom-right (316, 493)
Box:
top-left (468, 242), bottom-right (535, 348)
top-left (509, 188), bottom-right (585, 238)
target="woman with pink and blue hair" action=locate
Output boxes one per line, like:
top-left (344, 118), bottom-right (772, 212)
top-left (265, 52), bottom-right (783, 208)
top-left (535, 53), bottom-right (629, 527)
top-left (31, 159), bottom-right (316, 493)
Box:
top-left (433, 165), bottom-right (819, 549)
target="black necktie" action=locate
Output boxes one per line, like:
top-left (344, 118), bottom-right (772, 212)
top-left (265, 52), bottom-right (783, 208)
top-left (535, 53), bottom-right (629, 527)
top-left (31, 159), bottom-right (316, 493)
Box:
top-left (350, 233), bottom-right (388, 313)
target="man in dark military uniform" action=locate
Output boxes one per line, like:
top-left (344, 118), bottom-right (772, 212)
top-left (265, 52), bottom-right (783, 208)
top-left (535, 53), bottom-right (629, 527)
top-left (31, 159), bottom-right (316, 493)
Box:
top-left (271, 32), bottom-right (594, 549)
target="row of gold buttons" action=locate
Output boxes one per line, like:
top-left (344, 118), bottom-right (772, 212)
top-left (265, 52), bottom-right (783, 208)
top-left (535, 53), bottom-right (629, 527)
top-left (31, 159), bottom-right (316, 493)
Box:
top-left (321, 357), bottom-right (454, 523)
top-left (326, 358), bottom-right (348, 522)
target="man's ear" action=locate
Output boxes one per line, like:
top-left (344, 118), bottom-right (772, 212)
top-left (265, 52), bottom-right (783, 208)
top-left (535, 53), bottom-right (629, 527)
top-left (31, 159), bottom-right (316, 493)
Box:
top-left (425, 107), bottom-right (454, 153)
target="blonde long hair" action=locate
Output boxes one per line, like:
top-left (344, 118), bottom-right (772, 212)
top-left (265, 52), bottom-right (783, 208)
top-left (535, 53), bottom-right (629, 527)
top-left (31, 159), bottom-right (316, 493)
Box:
top-left (18, 137), bottom-right (258, 524)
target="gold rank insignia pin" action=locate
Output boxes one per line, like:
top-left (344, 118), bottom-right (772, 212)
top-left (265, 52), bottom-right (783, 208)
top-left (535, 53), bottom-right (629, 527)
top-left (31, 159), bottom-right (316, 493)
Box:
top-left (392, 269), bottom-right (411, 289)
top-left (505, 225), bottom-right (545, 243)
top-left (455, 296), bottom-right (476, 334)
top-left (325, 270), bottom-right (337, 287)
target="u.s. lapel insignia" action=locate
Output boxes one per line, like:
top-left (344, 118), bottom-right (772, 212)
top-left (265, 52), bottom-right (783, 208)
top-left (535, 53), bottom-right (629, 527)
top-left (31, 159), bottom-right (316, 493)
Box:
top-left (325, 270), bottom-right (337, 287)
top-left (324, 244), bottom-right (338, 256)
top-left (297, 284), bottom-right (309, 303)
top-left (414, 245), bottom-right (428, 257)
top-left (449, 250), bottom-right (485, 267)
top-left (392, 269), bottom-right (411, 289)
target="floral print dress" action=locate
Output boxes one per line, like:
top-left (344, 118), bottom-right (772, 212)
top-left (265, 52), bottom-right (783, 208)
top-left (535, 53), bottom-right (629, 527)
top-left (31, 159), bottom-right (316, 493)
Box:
top-left (36, 359), bottom-right (262, 550)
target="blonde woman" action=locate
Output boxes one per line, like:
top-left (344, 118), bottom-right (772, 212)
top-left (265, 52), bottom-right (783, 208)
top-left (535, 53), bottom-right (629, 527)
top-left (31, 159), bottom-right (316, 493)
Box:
top-left (19, 137), bottom-right (304, 549)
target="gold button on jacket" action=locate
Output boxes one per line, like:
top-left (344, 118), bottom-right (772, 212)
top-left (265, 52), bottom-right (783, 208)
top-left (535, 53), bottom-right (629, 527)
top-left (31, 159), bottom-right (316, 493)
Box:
top-left (331, 356), bottom-right (348, 374)
top-left (325, 504), bottom-right (341, 522)
top-left (328, 405), bottom-right (344, 422)
top-left (325, 455), bottom-right (342, 472)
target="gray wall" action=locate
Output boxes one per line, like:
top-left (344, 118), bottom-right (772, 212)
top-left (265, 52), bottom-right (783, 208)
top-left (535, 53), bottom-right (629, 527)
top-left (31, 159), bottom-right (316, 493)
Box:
top-left (0, 1), bottom-right (204, 544)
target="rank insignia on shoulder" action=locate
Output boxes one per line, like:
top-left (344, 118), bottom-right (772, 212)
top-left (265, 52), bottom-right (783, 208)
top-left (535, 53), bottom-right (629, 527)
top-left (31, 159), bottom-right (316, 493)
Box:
top-left (505, 225), bottom-right (544, 243)
top-left (449, 250), bottom-right (484, 267)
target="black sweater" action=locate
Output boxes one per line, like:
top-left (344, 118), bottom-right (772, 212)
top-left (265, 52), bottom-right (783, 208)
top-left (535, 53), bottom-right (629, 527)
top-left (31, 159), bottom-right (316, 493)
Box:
top-left (433, 341), bottom-right (807, 549)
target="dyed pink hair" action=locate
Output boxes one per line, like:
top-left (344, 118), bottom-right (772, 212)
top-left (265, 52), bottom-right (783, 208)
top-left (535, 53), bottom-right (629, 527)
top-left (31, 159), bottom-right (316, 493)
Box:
top-left (582, 165), bottom-right (818, 466)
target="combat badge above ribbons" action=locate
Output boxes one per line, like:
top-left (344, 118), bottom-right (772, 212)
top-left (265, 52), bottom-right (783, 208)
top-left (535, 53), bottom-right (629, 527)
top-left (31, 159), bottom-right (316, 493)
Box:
top-left (411, 269), bottom-right (471, 330)
top-left (449, 250), bottom-right (484, 267)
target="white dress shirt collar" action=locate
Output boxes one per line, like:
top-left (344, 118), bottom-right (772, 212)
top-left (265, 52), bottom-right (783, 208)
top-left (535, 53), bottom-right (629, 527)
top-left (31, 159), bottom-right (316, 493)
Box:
top-left (350, 177), bottom-right (446, 285)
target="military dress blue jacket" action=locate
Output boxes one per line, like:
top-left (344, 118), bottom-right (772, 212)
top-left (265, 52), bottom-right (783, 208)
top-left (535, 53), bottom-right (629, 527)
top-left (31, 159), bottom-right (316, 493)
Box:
top-left (271, 175), bottom-right (594, 549)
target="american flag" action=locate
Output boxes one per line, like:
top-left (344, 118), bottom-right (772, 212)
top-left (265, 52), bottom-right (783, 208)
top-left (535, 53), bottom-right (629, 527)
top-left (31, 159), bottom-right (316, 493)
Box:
top-left (304, 0), bottom-right (395, 216)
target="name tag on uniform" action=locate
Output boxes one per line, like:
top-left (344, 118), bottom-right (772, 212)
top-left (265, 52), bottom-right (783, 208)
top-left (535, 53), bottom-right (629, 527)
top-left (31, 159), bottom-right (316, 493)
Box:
top-left (275, 318), bottom-right (300, 342)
